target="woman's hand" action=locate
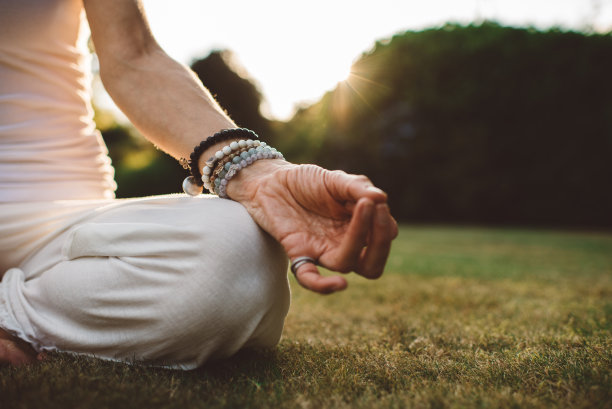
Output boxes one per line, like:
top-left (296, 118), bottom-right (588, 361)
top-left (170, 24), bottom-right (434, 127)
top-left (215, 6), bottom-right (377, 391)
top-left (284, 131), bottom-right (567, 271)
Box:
top-left (226, 160), bottom-right (398, 294)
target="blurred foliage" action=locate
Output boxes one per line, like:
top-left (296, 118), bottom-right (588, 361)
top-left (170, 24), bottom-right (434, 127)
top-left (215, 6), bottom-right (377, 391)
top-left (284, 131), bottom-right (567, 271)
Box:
top-left (100, 23), bottom-right (612, 228)
top-left (190, 50), bottom-right (274, 142)
top-left (275, 22), bottom-right (612, 228)
top-left (96, 119), bottom-right (185, 198)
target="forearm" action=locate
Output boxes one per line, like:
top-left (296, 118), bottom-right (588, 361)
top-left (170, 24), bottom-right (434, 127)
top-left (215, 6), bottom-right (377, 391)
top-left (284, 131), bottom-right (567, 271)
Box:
top-left (102, 48), bottom-right (294, 198)
top-left (99, 47), bottom-right (235, 161)
top-left (85, 0), bottom-right (237, 164)
top-left (85, 0), bottom-right (294, 203)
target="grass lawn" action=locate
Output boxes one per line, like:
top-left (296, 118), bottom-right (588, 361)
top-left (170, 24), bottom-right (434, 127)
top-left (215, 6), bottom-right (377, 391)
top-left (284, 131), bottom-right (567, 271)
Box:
top-left (1, 225), bottom-right (610, 408)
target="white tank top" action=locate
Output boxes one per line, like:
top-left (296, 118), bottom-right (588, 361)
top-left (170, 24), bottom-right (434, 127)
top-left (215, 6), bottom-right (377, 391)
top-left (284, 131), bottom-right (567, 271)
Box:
top-left (0, 0), bottom-right (116, 202)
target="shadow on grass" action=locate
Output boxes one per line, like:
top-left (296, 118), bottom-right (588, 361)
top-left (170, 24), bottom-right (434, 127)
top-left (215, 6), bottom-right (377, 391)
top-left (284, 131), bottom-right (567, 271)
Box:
top-left (1, 343), bottom-right (399, 409)
top-left (1, 348), bottom-right (289, 409)
top-left (2, 335), bottom-right (611, 409)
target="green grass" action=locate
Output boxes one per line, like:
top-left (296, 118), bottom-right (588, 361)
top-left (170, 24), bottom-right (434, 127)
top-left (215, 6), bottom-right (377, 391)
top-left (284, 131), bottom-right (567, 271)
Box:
top-left (1, 225), bottom-right (611, 408)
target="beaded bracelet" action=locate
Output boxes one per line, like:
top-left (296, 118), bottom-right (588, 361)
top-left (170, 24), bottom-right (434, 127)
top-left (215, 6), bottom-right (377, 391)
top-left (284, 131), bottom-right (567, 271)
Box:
top-left (201, 139), bottom-right (264, 192)
top-left (181, 129), bottom-right (258, 196)
top-left (216, 145), bottom-right (284, 198)
top-left (183, 128), bottom-right (259, 187)
top-left (209, 147), bottom-right (250, 186)
top-left (182, 136), bottom-right (284, 197)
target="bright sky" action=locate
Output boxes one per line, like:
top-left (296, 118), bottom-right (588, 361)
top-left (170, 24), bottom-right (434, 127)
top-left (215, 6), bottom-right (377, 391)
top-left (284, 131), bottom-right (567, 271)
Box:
top-left (99, 0), bottom-right (612, 121)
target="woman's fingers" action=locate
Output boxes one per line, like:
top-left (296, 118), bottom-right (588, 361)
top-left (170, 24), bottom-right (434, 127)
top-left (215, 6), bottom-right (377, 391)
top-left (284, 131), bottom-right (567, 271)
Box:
top-left (279, 166), bottom-right (397, 294)
top-left (356, 204), bottom-right (396, 279)
top-left (332, 198), bottom-right (374, 272)
top-left (294, 262), bottom-right (348, 294)
top-left (325, 171), bottom-right (387, 204)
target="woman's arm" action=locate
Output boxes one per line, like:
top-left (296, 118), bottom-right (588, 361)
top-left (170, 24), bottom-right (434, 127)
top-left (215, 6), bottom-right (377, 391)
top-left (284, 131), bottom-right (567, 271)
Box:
top-left (84, 0), bottom-right (398, 294)
top-left (83, 0), bottom-right (236, 163)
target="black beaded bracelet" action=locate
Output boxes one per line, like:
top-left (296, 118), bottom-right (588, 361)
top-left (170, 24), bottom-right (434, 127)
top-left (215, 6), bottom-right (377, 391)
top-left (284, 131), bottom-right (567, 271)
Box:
top-left (185, 128), bottom-right (259, 186)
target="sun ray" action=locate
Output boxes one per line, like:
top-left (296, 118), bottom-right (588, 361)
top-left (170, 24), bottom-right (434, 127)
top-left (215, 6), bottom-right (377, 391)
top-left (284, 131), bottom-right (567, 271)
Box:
top-left (340, 76), bottom-right (381, 118)
top-left (344, 72), bottom-right (391, 91)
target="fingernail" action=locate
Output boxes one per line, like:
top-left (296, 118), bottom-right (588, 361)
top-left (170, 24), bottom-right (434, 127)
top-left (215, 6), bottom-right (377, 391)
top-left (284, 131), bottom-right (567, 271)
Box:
top-left (366, 186), bottom-right (384, 195)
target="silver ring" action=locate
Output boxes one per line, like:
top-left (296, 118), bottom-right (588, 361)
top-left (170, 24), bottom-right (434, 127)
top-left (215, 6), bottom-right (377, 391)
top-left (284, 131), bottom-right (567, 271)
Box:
top-left (290, 256), bottom-right (317, 275)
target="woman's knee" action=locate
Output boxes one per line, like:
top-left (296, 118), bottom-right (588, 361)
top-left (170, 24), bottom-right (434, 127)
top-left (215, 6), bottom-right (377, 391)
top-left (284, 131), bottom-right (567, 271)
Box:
top-left (158, 200), bottom-right (291, 353)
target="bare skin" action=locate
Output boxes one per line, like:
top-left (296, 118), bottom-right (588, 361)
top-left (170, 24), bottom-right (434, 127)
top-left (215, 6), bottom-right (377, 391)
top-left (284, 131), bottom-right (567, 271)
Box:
top-left (226, 161), bottom-right (398, 293)
top-left (0, 329), bottom-right (44, 366)
top-left (1, 0), bottom-right (398, 365)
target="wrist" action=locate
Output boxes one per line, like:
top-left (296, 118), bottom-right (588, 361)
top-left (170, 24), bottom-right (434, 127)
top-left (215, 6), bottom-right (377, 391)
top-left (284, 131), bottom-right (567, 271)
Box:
top-left (181, 127), bottom-right (289, 198)
top-left (225, 158), bottom-right (293, 203)
top-left (196, 137), bottom-right (241, 178)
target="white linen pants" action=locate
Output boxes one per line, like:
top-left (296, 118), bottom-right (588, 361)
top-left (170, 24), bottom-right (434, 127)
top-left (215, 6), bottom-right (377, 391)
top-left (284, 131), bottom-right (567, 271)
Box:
top-left (0, 194), bottom-right (290, 369)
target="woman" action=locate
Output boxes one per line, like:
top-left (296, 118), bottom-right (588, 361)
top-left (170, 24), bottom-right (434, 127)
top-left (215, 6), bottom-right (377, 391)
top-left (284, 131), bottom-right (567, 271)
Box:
top-left (0, 0), bottom-right (397, 368)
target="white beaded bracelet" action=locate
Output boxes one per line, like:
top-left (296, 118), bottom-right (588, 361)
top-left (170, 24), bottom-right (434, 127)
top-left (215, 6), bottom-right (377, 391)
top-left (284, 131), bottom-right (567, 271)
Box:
top-left (183, 139), bottom-right (263, 196)
top-left (216, 146), bottom-right (284, 198)
top-left (201, 139), bottom-right (262, 186)
top-left (183, 139), bottom-right (284, 197)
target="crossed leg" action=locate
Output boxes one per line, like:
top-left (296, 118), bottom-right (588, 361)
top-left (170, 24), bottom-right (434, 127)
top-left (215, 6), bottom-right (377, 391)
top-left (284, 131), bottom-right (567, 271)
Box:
top-left (0, 195), bottom-right (290, 369)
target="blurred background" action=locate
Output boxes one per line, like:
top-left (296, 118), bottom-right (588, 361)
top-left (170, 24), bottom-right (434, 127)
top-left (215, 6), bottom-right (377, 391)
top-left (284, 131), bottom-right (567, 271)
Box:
top-left (93, 0), bottom-right (612, 229)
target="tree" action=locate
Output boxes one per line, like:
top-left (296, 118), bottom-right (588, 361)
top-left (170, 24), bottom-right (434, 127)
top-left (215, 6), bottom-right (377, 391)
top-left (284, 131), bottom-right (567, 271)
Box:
top-left (190, 50), bottom-right (271, 139)
top-left (276, 23), bottom-right (612, 228)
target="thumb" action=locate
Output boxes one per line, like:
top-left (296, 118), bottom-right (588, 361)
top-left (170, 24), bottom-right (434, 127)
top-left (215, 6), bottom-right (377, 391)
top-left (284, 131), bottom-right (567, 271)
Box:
top-left (324, 171), bottom-right (387, 204)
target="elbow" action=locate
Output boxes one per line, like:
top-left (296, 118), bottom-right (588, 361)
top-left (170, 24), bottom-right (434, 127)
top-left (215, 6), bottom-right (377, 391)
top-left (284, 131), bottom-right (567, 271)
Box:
top-left (96, 26), bottom-right (163, 74)
top-left (97, 39), bottom-right (163, 90)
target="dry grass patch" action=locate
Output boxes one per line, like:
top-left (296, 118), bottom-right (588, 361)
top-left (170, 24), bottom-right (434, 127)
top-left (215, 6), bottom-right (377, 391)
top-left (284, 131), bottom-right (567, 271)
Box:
top-left (1, 225), bottom-right (610, 409)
